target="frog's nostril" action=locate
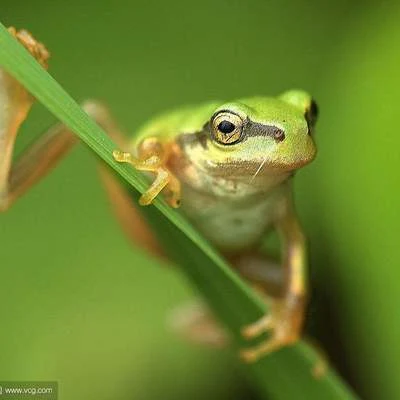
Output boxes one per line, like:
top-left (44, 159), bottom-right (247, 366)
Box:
top-left (273, 128), bottom-right (285, 142)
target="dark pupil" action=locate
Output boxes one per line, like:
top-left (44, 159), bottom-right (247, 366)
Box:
top-left (218, 120), bottom-right (235, 134)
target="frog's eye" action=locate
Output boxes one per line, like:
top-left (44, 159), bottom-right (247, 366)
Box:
top-left (305, 99), bottom-right (319, 133)
top-left (212, 111), bottom-right (244, 145)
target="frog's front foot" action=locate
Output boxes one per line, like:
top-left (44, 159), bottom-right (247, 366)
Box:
top-left (113, 149), bottom-right (181, 208)
top-left (240, 296), bottom-right (304, 363)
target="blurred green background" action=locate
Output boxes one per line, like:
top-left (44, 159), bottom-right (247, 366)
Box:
top-left (1, 0), bottom-right (399, 399)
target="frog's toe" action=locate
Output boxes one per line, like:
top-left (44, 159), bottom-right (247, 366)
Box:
top-left (138, 192), bottom-right (155, 206)
top-left (113, 149), bottom-right (161, 170)
top-left (112, 149), bottom-right (129, 162)
top-left (241, 315), bottom-right (274, 339)
top-left (240, 335), bottom-right (289, 363)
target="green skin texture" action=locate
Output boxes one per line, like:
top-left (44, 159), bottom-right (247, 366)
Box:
top-left (131, 90), bottom-right (317, 253)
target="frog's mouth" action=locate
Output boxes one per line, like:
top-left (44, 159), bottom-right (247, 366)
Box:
top-left (211, 159), bottom-right (290, 178)
top-left (211, 148), bottom-right (316, 178)
top-left (211, 129), bottom-right (316, 173)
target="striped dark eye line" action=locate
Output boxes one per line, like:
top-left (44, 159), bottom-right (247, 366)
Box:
top-left (245, 121), bottom-right (286, 142)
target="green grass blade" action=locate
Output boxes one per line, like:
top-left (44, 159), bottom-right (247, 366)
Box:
top-left (0, 23), bottom-right (358, 399)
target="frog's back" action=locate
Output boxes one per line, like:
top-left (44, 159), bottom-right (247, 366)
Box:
top-left (131, 101), bottom-right (221, 145)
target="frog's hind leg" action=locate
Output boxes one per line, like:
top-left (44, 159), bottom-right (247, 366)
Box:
top-left (0, 29), bottom-right (165, 258)
top-left (236, 215), bottom-right (308, 363)
top-left (232, 251), bottom-right (302, 361)
top-left (0, 96), bottom-right (121, 211)
top-left (232, 251), bottom-right (326, 376)
top-left (0, 96), bottom-right (164, 258)
top-left (232, 252), bottom-right (285, 298)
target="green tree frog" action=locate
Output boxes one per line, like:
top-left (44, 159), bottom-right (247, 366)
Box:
top-left (0, 28), bottom-right (318, 363)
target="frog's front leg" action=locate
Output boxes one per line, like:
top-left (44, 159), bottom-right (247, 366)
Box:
top-left (239, 212), bottom-right (307, 362)
top-left (113, 139), bottom-right (181, 208)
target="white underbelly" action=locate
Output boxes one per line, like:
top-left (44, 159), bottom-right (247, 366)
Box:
top-left (181, 191), bottom-right (280, 252)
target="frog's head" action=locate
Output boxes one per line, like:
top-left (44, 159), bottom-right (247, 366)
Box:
top-left (198, 90), bottom-right (318, 178)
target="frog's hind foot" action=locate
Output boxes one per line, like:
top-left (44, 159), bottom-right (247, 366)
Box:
top-left (113, 149), bottom-right (181, 208)
top-left (8, 27), bottom-right (49, 68)
top-left (169, 301), bottom-right (230, 348)
top-left (240, 297), bottom-right (302, 363)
